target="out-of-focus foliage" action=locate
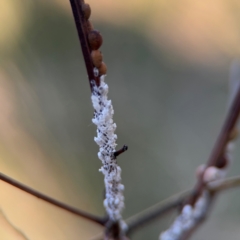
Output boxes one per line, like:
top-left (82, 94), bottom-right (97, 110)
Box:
top-left (0, 0), bottom-right (240, 239)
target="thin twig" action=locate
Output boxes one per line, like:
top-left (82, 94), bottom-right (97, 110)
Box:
top-left (0, 172), bottom-right (106, 226)
top-left (69, 0), bottom-right (100, 90)
top-left (126, 190), bottom-right (190, 234)
top-left (114, 145), bottom-right (128, 158)
top-left (188, 82), bottom-right (240, 205)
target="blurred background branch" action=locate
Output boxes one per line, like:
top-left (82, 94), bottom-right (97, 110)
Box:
top-left (0, 172), bottom-right (106, 226)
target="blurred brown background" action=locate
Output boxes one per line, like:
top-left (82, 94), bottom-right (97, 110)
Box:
top-left (0, 0), bottom-right (240, 239)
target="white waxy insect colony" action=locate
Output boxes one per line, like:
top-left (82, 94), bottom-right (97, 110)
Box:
top-left (160, 192), bottom-right (209, 240)
top-left (91, 75), bottom-right (125, 222)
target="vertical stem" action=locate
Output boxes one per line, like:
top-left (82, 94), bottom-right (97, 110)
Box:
top-left (69, 0), bottom-right (100, 90)
top-left (188, 82), bottom-right (240, 205)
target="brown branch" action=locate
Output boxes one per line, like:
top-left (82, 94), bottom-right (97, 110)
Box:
top-left (0, 172), bottom-right (107, 226)
top-left (187, 82), bottom-right (240, 206)
top-left (69, 0), bottom-right (100, 90)
top-left (125, 190), bottom-right (189, 234)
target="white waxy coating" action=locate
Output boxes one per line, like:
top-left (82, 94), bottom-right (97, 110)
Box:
top-left (160, 192), bottom-right (209, 240)
top-left (91, 76), bottom-right (125, 222)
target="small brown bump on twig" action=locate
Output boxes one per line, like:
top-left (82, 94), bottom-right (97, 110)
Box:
top-left (85, 21), bottom-right (94, 33)
top-left (99, 62), bottom-right (107, 75)
top-left (91, 50), bottom-right (103, 68)
top-left (82, 3), bottom-right (91, 20)
top-left (69, 0), bottom-right (100, 88)
top-left (88, 30), bottom-right (103, 50)
top-left (114, 145), bottom-right (128, 158)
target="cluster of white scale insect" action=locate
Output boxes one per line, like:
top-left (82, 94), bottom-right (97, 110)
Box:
top-left (160, 138), bottom-right (236, 240)
top-left (91, 75), bottom-right (125, 223)
top-left (160, 192), bottom-right (209, 240)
